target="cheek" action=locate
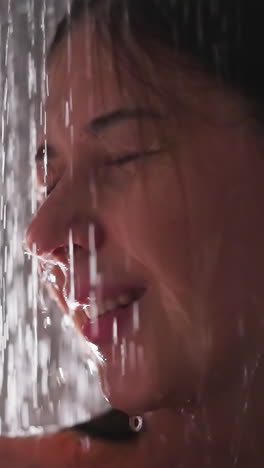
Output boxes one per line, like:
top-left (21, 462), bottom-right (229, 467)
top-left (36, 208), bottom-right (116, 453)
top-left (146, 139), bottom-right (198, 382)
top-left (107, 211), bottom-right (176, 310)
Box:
top-left (103, 166), bottom-right (198, 341)
top-left (104, 164), bottom-right (192, 286)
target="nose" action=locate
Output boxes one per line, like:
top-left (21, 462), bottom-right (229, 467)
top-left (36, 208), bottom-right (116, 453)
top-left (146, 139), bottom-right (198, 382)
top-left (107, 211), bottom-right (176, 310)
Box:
top-left (25, 179), bottom-right (105, 260)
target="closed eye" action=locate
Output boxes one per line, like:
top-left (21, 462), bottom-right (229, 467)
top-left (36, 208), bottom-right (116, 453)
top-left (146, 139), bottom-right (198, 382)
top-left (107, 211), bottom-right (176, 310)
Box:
top-left (103, 149), bottom-right (163, 167)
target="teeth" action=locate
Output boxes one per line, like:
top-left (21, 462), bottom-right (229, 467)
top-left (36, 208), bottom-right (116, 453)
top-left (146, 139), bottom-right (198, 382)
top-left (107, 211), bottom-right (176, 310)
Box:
top-left (117, 293), bottom-right (134, 306)
top-left (84, 292), bottom-right (138, 320)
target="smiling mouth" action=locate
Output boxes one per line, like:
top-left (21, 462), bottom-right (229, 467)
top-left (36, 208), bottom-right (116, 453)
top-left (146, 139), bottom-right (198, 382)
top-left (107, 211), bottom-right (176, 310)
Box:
top-left (79, 288), bottom-right (146, 321)
top-left (63, 280), bottom-right (147, 345)
top-left (64, 281), bottom-right (146, 320)
top-left (83, 290), bottom-right (139, 319)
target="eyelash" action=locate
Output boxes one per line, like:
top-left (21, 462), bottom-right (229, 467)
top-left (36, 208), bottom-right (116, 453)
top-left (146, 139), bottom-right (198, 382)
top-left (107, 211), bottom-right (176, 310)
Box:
top-left (43, 150), bottom-right (161, 195)
top-left (103, 150), bottom-right (160, 167)
top-left (103, 152), bottom-right (142, 167)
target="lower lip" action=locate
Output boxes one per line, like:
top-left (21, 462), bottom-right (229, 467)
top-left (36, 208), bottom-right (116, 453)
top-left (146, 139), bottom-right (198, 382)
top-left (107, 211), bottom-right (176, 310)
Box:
top-left (81, 303), bottom-right (135, 346)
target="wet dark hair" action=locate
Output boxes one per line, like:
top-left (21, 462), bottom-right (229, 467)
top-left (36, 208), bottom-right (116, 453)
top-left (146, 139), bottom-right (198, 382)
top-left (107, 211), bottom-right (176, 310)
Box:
top-left (50, 0), bottom-right (264, 118)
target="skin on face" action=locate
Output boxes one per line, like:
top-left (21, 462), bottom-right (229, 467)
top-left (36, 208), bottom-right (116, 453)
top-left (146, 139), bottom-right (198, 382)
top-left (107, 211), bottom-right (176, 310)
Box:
top-left (26, 18), bottom-right (264, 416)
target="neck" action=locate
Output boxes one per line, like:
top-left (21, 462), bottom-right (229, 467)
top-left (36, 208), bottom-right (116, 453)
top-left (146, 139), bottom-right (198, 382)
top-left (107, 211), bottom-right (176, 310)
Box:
top-left (142, 354), bottom-right (264, 468)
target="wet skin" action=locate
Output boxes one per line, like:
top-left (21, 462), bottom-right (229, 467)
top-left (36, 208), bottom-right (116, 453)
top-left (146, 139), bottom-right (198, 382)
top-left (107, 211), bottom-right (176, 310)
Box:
top-left (14, 16), bottom-right (264, 467)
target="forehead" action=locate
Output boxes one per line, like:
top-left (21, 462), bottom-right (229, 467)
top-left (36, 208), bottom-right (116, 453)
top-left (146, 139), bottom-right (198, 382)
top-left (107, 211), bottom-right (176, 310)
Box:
top-left (46, 19), bottom-right (150, 130)
top-left (44, 18), bottom-right (243, 147)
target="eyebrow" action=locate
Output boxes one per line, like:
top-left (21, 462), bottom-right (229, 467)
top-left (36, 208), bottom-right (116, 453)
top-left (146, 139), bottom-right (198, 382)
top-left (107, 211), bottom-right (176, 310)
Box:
top-left (88, 107), bottom-right (164, 135)
top-left (35, 107), bottom-right (164, 161)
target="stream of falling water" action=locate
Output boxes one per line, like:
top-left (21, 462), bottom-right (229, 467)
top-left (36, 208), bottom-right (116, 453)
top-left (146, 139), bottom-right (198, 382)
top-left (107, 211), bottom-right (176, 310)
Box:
top-left (1, 2), bottom-right (263, 466)
top-left (0, 0), bottom-right (106, 436)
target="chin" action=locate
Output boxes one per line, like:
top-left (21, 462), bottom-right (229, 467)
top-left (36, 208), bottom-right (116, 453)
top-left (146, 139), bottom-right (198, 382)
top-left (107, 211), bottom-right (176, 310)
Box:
top-left (105, 385), bottom-right (160, 416)
top-left (99, 362), bottom-right (167, 416)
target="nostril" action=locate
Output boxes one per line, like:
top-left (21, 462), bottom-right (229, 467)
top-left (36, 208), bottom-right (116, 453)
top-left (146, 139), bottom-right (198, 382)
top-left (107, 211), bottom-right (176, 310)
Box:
top-left (69, 221), bottom-right (106, 254)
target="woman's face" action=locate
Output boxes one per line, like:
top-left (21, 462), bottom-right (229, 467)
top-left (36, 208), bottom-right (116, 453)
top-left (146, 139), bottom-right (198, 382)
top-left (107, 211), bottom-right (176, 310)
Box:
top-left (26, 20), bottom-right (264, 414)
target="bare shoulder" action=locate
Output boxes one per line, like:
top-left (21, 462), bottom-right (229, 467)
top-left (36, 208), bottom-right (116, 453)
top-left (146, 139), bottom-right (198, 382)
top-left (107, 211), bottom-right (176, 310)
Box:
top-left (0, 430), bottom-right (146, 468)
top-left (0, 409), bottom-right (163, 468)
